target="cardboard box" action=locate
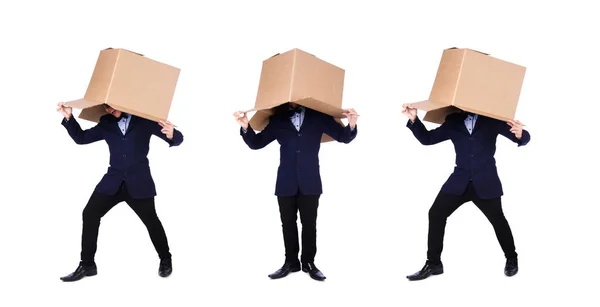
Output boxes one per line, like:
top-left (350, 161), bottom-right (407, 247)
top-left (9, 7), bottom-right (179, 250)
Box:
top-left (410, 47), bottom-right (526, 124)
top-left (64, 48), bottom-right (180, 123)
top-left (245, 48), bottom-right (346, 142)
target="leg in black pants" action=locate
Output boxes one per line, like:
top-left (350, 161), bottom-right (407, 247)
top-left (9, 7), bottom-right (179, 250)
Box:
top-left (427, 191), bottom-right (469, 264)
top-left (277, 194), bottom-right (320, 264)
top-left (471, 196), bottom-right (517, 259)
top-left (61, 191), bottom-right (122, 282)
top-left (81, 185), bottom-right (171, 262)
top-left (298, 195), bottom-right (319, 264)
top-left (81, 191), bottom-right (122, 264)
top-left (409, 185), bottom-right (478, 281)
top-left (273, 193), bottom-right (323, 280)
top-left (409, 182), bottom-right (520, 281)
top-left (64, 183), bottom-right (172, 281)
top-left (126, 196), bottom-right (172, 260)
top-left (277, 196), bottom-right (300, 264)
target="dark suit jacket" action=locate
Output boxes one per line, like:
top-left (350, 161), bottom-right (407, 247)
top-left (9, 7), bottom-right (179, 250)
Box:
top-left (407, 112), bottom-right (530, 199)
top-left (61, 114), bottom-right (183, 199)
top-left (241, 108), bottom-right (357, 196)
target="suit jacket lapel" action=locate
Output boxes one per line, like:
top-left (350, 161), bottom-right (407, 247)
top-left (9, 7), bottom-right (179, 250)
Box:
top-left (452, 112), bottom-right (470, 135)
top-left (106, 115), bottom-right (122, 135)
top-left (282, 115), bottom-right (296, 131)
top-left (124, 115), bottom-right (137, 135)
top-left (298, 108), bottom-right (310, 132)
top-left (471, 115), bottom-right (484, 134)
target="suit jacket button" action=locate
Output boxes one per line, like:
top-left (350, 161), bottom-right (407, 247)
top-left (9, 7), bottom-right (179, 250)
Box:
top-left (470, 154), bottom-right (473, 157)
top-left (298, 133), bottom-right (302, 136)
top-left (296, 150), bottom-right (300, 153)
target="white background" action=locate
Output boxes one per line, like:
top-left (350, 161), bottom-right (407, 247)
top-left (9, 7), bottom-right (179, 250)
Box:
top-left (1, 0), bottom-right (598, 306)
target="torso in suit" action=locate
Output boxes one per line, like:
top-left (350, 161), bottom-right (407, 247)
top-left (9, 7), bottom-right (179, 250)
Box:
top-left (407, 112), bottom-right (531, 199)
top-left (241, 106), bottom-right (357, 196)
top-left (61, 113), bottom-right (184, 199)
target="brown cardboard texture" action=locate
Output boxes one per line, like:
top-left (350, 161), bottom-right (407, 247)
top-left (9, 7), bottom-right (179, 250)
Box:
top-left (64, 48), bottom-right (180, 123)
top-left (410, 48), bottom-right (526, 124)
top-left (245, 48), bottom-right (346, 143)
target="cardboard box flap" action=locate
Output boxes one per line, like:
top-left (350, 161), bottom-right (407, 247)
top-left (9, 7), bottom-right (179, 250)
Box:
top-left (458, 107), bottom-right (514, 123)
top-left (63, 99), bottom-right (109, 123)
top-left (245, 99), bottom-right (289, 113)
top-left (247, 109), bottom-right (274, 131)
top-left (409, 100), bottom-right (450, 112)
top-left (247, 100), bottom-right (345, 144)
top-left (422, 106), bottom-right (461, 125)
top-left (63, 99), bottom-right (105, 109)
top-left (248, 97), bottom-right (345, 131)
top-left (410, 100), bottom-right (461, 124)
top-left (114, 106), bottom-right (168, 123)
top-left (79, 105), bottom-right (111, 123)
top-left (296, 97), bottom-right (345, 118)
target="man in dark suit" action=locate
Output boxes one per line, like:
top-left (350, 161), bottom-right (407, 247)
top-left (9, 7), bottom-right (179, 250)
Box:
top-left (234, 102), bottom-right (358, 281)
top-left (401, 103), bottom-right (530, 281)
top-left (56, 102), bottom-right (183, 282)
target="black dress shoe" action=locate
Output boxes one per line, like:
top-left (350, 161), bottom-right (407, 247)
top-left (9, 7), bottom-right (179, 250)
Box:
top-left (406, 261), bottom-right (443, 281)
top-left (60, 262), bottom-right (97, 282)
top-left (302, 263), bottom-right (326, 281)
top-left (504, 258), bottom-right (518, 277)
top-left (159, 258), bottom-right (172, 277)
top-left (268, 262), bottom-right (300, 279)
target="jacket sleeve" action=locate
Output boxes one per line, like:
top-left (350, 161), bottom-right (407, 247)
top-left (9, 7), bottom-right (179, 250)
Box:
top-left (61, 116), bottom-right (104, 145)
top-left (150, 120), bottom-right (183, 147)
top-left (321, 114), bottom-right (357, 144)
top-left (406, 117), bottom-right (450, 145)
top-left (240, 122), bottom-right (276, 150)
top-left (497, 120), bottom-right (530, 147)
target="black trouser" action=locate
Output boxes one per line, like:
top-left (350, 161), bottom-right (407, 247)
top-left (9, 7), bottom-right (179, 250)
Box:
top-left (80, 183), bottom-right (171, 264)
top-left (277, 193), bottom-right (320, 264)
top-left (427, 182), bottom-right (517, 263)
